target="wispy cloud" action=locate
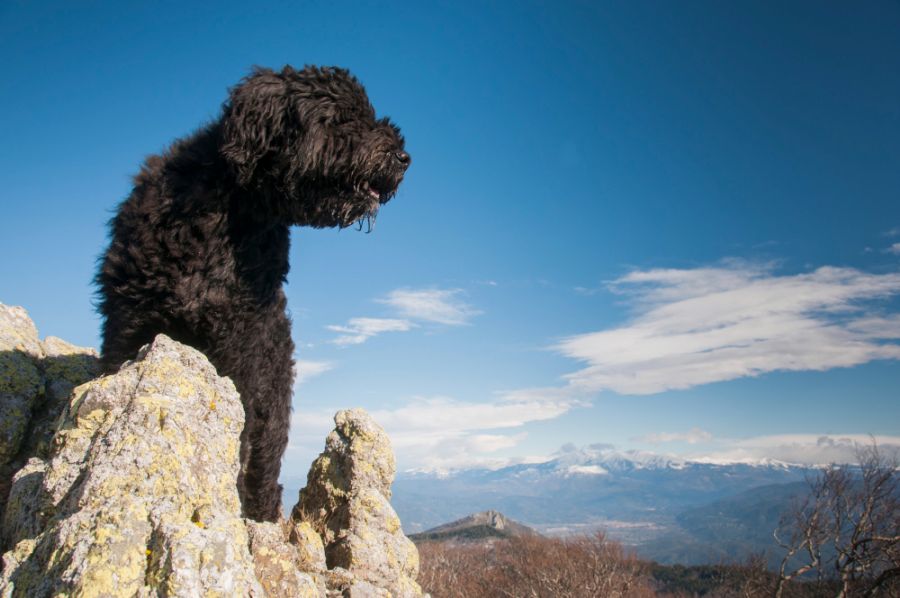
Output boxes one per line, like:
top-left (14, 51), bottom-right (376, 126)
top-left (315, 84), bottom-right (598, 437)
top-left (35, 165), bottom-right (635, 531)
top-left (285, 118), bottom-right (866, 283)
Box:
top-left (293, 360), bottom-right (334, 384)
top-left (636, 427), bottom-right (713, 445)
top-left (373, 395), bottom-right (579, 437)
top-left (692, 434), bottom-right (900, 466)
top-left (378, 288), bottom-right (480, 325)
top-left (289, 393), bottom-right (585, 473)
top-left (555, 262), bottom-right (900, 395)
top-left (326, 287), bottom-right (480, 345)
top-left (574, 286), bottom-right (601, 296)
top-left (886, 243), bottom-right (900, 255)
top-left (326, 317), bottom-right (415, 346)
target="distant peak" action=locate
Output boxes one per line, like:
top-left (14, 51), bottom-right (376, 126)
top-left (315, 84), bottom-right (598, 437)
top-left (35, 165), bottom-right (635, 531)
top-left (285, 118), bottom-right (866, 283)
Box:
top-left (410, 510), bottom-right (539, 542)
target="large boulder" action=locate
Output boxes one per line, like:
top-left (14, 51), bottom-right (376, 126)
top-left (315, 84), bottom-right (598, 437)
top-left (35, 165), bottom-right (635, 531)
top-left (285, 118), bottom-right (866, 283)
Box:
top-left (0, 304), bottom-right (99, 522)
top-left (294, 409), bottom-right (423, 598)
top-left (0, 304), bottom-right (423, 598)
top-left (0, 334), bottom-right (286, 596)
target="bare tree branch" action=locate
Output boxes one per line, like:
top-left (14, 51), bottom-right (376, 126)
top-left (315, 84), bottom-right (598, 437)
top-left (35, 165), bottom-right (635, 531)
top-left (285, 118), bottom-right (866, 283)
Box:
top-left (773, 439), bottom-right (899, 598)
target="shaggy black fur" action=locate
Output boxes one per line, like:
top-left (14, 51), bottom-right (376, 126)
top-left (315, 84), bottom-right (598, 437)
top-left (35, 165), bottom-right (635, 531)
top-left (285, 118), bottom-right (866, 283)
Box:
top-left (96, 65), bottom-right (409, 521)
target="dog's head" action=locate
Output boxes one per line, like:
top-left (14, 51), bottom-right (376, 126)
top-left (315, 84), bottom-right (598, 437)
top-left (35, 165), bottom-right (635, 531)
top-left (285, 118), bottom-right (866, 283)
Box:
top-left (220, 65), bottom-right (409, 228)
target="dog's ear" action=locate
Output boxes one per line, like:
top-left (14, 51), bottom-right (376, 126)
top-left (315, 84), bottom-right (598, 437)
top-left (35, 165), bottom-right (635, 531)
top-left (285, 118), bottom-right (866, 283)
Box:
top-left (220, 67), bottom-right (292, 185)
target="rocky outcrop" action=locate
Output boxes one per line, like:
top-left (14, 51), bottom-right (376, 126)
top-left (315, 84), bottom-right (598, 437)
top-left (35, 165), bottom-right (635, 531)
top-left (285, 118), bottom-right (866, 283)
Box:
top-left (0, 304), bottom-right (424, 598)
top-left (0, 304), bottom-right (100, 523)
top-left (294, 410), bottom-right (422, 598)
top-left (0, 334), bottom-right (273, 596)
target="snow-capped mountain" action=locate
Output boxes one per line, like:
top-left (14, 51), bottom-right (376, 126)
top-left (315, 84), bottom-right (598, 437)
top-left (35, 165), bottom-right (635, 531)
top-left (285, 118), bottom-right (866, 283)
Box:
top-left (401, 444), bottom-right (800, 481)
top-left (382, 449), bottom-right (814, 566)
top-left (282, 447), bottom-right (815, 566)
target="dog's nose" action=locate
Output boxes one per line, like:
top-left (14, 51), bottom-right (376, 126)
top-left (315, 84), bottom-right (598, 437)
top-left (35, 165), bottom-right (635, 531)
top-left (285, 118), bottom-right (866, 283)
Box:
top-left (394, 151), bottom-right (411, 168)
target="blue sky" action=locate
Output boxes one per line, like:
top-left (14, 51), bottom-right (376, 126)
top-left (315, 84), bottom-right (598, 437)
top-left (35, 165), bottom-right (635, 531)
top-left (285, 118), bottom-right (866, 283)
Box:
top-left (2, 1), bottom-right (899, 478)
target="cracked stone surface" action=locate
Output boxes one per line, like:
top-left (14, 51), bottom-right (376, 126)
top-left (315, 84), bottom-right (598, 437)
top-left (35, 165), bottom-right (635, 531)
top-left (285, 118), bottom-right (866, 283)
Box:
top-left (295, 409), bottom-right (423, 598)
top-left (0, 304), bottom-right (424, 598)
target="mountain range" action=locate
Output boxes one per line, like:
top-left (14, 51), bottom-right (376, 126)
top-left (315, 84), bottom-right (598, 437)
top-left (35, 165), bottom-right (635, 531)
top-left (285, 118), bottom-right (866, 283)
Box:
top-left (381, 446), bottom-right (814, 566)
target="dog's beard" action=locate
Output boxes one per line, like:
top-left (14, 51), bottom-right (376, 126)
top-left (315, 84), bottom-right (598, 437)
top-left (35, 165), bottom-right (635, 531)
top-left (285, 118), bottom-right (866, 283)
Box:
top-left (287, 185), bottom-right (389, 230)
top-left (341, 193), bottom-right (382, 231)
top-left (281, 156), bottom-right (403, 229)
top-left (348, 180), bottom-right (401, 231)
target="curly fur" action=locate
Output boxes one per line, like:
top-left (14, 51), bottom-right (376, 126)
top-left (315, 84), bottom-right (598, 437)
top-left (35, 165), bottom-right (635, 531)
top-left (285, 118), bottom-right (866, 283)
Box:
top-left (96, 65), bottom-right (409, 521)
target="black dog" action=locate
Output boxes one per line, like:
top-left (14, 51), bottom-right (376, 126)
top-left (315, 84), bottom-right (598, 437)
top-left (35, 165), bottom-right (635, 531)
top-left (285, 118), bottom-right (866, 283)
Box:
top-left (96, 66), bottom-right (409, 521)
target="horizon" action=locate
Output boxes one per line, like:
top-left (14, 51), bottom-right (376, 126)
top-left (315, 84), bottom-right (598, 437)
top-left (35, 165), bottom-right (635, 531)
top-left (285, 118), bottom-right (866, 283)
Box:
top-left (2, 1), bottom-right (900, 482)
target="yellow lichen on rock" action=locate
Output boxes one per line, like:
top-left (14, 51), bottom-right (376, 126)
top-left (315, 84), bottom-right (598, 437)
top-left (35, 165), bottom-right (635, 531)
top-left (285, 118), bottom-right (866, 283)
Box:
top-left (0, 306), bottom-right (46, 466)
top-left (294, 409), bottom-right (423, 598)
top-left (0, 335), bottom-right (266, 597)
top-left (247, 521), bottom-right (326, 597)
top-left (289, 520), bottom-right (327, 573)
top-left (0, 306), bottom-right (426, 598)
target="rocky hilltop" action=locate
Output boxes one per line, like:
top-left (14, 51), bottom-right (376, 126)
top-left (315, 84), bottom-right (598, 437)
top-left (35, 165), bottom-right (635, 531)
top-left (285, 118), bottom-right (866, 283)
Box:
top-left (409, 511), bottom-right (538, 543)
top-left (0, 303), bottom-right (424, 597)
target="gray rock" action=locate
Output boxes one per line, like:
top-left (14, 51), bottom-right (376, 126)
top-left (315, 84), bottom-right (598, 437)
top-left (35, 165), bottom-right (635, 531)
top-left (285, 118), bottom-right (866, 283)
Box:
top-left (1, 458), bottom-right (46, 548)
top-left (0, 305), bottom-right (423, 598)
top-left (0, 305), bottom-right (50, 466)
top-left (247, 520), bottom-right (325, 598)
top-left (0, 334), bottom-right (269, 597)
top-left (0, 304), bottom-right (99, 531)
top-left (295, 409), bottom-right (423, 598)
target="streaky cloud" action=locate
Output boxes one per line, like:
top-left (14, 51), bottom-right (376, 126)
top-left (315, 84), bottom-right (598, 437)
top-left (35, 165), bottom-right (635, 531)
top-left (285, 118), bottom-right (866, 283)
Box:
top-left (378, 287), bottom-right (481, 325)
top-left (557, 262), bottom-right (900, 394)
top-left (326, 317), bottom-right (414, 346)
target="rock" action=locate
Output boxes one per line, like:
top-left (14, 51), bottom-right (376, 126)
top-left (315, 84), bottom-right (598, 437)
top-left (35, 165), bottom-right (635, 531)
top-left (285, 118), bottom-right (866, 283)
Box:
top-left (0, 306), bottom-right (43, 358)
top-left (1, 458), bottom-right (46, 548)
top-left (294, 409), bottom-right (423, 598)
top-left (247, 521), bottom-right (325, 597)
top-left (0, 334), bottom-right (268, 597)
top-left (290, 520), bottom-right (328, 573)
top-left (0, 305), bottom-right (49, 466)
top-left (0, 304), bottom-right (99, 529)
top-left (0, 304), bottom-right (423, 597)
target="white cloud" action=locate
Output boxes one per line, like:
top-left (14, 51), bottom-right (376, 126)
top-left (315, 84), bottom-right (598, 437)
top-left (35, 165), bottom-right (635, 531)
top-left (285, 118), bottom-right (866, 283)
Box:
top-left (283, 410), bottom-right (338, 474)
top-left (287, 409), bottom-right (336, 442)
top-left (287, 393), bottom-right (585, 473)
top-left (372, 395), bottom-right (579, 436)
top-left (886, 243), bottom-right (900, 255)
top-left (574, 286), bottom-right (601, 296)
top-left (555, 263), bottom-right (900, 395)
top-left (565, 465), bottom-right (608, 476)
top-left (375, 393), bottom-right (585, 472)
top-left (293, 360), bottom-right (334, 385)
top-left (692, 434), bottom-right (900, 466)
top-left (325, 287), bottom-right (480, 345)
top-left (326, 317), bottom-right (415, 346)
top-left (636, 427), bottom-right (713, 445)
top-left (378, 288), bottom-right (480, 325)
